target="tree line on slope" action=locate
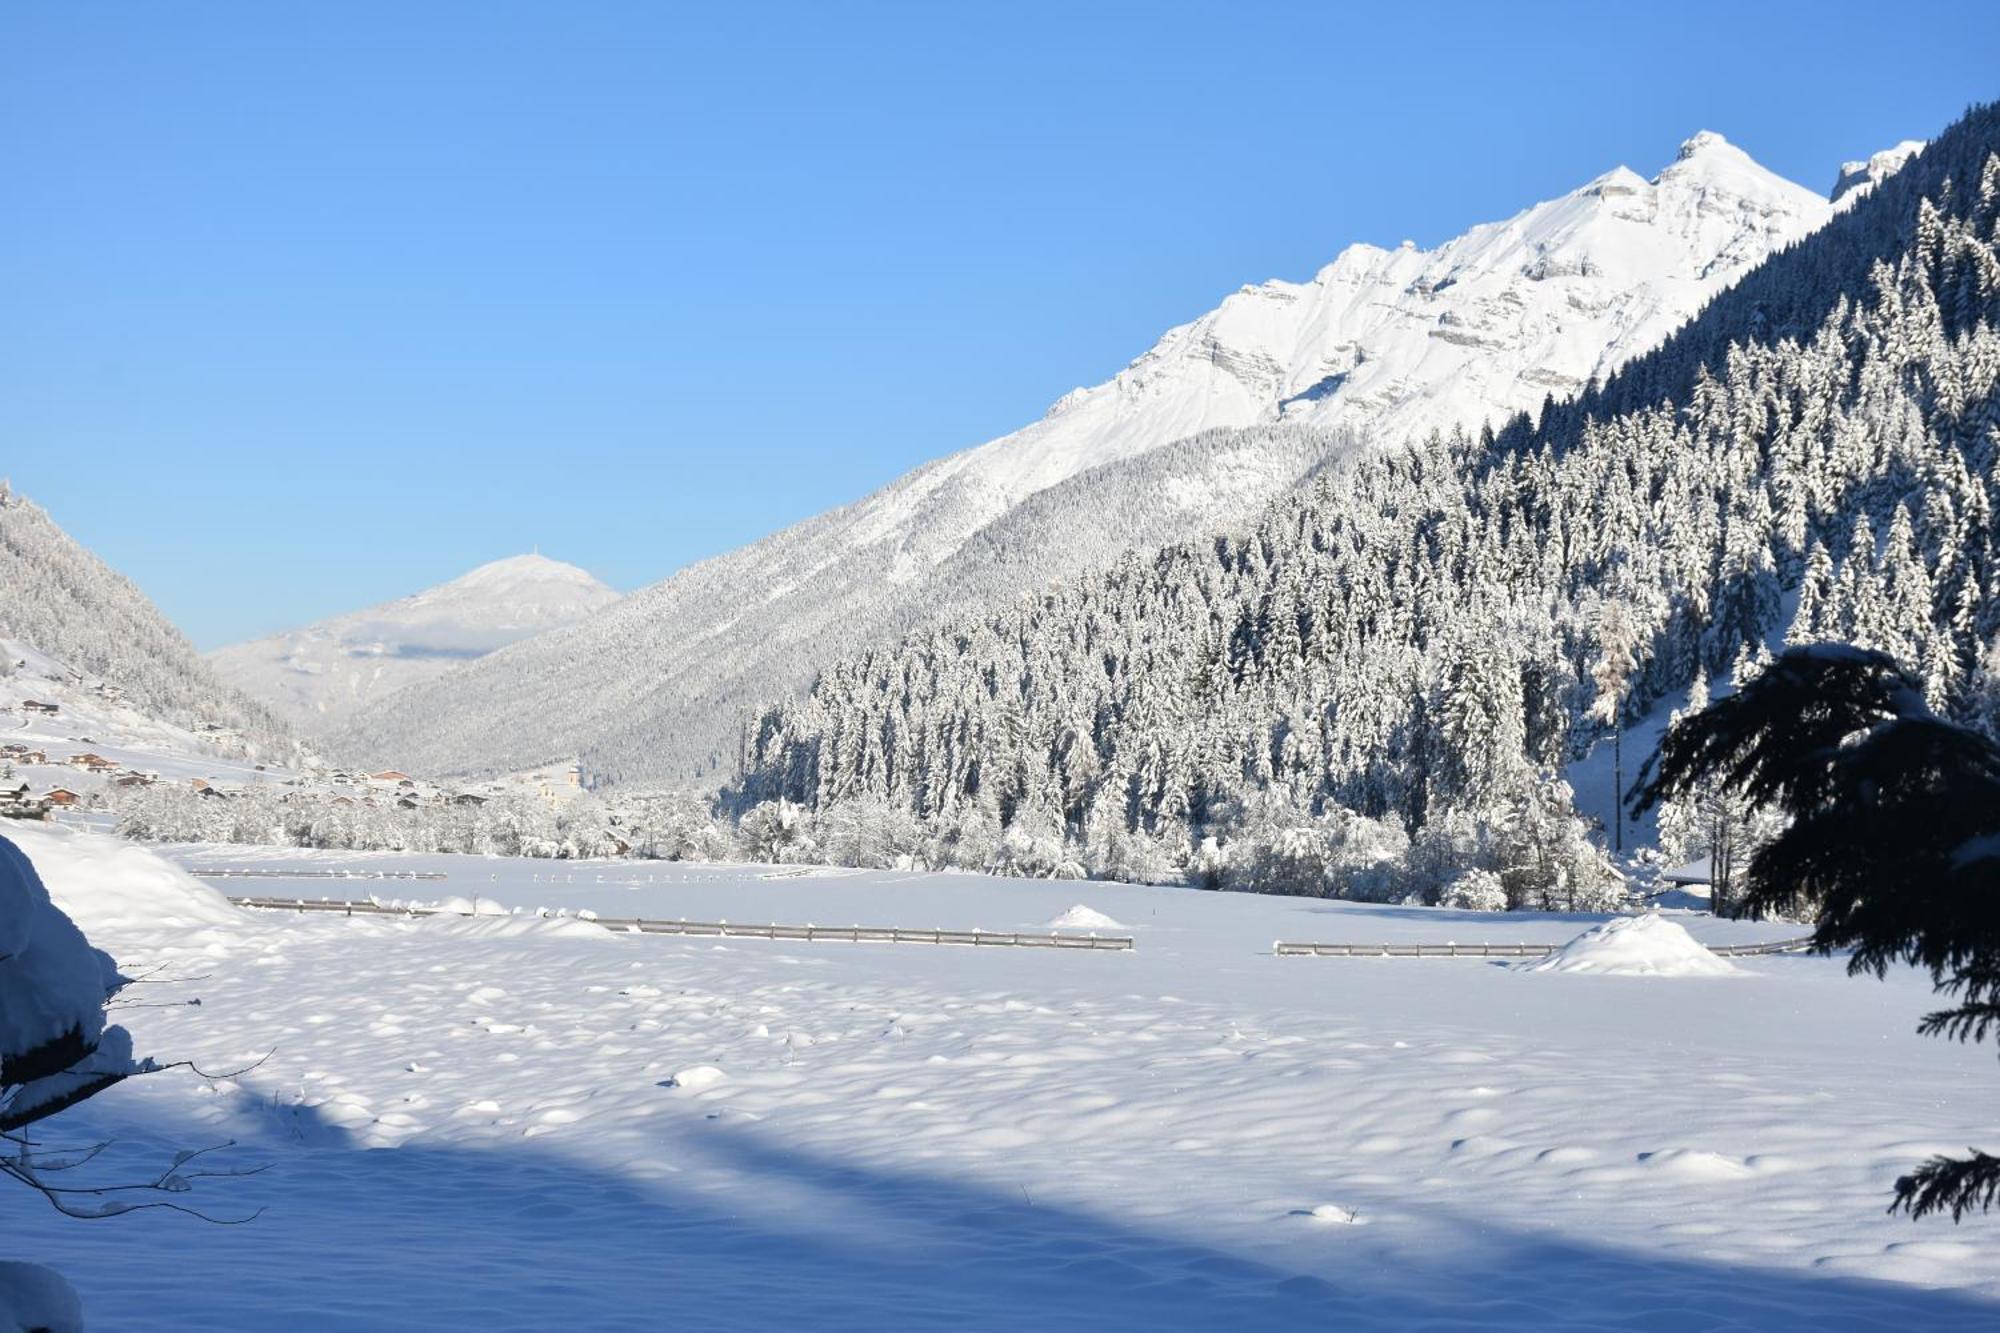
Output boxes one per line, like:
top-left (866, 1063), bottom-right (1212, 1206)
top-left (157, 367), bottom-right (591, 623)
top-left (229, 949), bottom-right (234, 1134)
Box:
top-left (730, 106), bottom-right (2000, 908)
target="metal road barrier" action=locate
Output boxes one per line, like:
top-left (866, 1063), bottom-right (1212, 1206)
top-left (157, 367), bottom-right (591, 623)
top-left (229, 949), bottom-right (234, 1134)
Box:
top-left (227, 896), bottom-right (1134, 951)
top-left (195, 868), bottom-right (449, 881)
top-left (1272, 936), bottom-right (1817, 959)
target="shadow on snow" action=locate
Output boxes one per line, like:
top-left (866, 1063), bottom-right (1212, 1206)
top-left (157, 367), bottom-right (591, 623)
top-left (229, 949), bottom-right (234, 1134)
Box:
top-left (4, 1091), bottom-right (1996, 1332)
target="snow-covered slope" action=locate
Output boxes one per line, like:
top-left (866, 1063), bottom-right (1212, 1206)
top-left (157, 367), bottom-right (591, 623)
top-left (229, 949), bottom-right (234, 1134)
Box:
top-left (335, 134), bottom-right (1851, 786)
top-left (210, 554), bottom-right (618, 731)
top-left (0, 485), bottom-right (293, 763)
top-left (2, 635), bottom-right (299, 805)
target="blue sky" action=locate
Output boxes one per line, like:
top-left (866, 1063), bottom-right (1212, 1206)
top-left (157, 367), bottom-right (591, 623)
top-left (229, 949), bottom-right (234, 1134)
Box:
top-left (3, 1), bottom-right (1996, 647)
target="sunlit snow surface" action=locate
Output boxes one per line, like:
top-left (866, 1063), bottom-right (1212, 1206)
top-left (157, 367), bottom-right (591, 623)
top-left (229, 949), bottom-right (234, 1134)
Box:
top-left (7, 827), bottom-right (1998, 1330)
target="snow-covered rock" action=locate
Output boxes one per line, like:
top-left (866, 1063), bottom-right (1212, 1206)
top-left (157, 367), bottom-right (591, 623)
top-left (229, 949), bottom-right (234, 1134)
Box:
top-left (1831, 140), bottom-right (1926, 208)
top-left (1520, 913), bottom-right (1742, 977)
top-left (210, 553), bottom-right (618, 732)
top-left (336, 134), bottom-right (1849, 787)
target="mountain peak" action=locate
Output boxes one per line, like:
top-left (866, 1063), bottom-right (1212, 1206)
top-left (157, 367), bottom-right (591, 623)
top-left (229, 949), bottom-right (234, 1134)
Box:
top-left (451, 552), bottom-right (604, 590)
top-left (1675, 129), bottom-right (1735, 160)
top-left (209, 552), bottom-right (621, 731)
top-left (1654, 130), bottom-right (1801, 197)
top-left (1831, 139), bottom-right (1927, 207)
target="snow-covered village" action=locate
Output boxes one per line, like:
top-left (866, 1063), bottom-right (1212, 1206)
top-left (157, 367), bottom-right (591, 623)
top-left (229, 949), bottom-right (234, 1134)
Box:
top-left (5, 4), bottom-right (2000, 1328)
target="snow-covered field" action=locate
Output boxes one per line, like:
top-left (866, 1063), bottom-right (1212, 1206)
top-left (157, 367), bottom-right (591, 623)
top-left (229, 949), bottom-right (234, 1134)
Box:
top-left (7, 827), bottom-right (1999, 1329)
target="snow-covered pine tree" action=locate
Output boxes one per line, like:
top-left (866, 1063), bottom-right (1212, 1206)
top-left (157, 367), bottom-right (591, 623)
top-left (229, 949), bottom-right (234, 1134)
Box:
top-left (1637, 644), bottom-right (2000, 1220)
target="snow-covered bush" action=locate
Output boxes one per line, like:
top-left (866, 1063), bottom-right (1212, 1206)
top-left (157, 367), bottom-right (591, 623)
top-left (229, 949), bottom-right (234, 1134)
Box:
top-left (1494, 776), bottom-right (1629, 912)
top-left (1402, 806), bottom-right (1501, 903)
top-left (1086, 825), bottom-right (1177, 885)
top-left (986, 801), bottom-right (1085, 879)
top-left (622, 791), bottom-right (733, 861)
top-left (735, 799), bottom-right (818, 863)
top-left (819, 795), bottom-right (926, 870)
top-left (1185, 835), bottom-right (1229, 890)
top-left (1080, 783), bottom-right (1182, 883)
top-left (924, 801), bottom-right (1002, 872)
top-left (1403, 778), bottom-right (1626, 911)
top-left (1221, 800), bottom-right (1407, 899)
top-left (1439, 868), bottom-right (1508, 912)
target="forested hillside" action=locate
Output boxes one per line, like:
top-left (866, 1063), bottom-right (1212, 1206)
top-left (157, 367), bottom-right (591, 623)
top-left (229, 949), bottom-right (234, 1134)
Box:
top-left (736, 104), bottom-right (2000, 904)
top-left (0, 486), bottom-right (294, 757)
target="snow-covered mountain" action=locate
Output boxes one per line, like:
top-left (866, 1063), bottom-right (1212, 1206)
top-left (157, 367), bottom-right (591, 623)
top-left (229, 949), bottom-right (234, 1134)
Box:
top-left (210, 554), bottom-right (619, 731)
top-left (977, 131), bottom-right (1832, 489)
top-left (333, 133), bottom-right (1862, 787)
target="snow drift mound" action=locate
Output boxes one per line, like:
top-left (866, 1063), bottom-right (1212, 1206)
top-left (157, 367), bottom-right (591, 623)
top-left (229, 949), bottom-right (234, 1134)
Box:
top-left (1520, 914), bottom-right (1740, 977)
top-left (0, 1260), bottom-right (83, 1333)
top-left (4, 824), bottom-right (239, 935)
top-left (415, 895), bottom-right (515, 917)
top-left (414, 913), bottom-right (612, 942)
top-left (1046, 904), bottom-right (1126, 931)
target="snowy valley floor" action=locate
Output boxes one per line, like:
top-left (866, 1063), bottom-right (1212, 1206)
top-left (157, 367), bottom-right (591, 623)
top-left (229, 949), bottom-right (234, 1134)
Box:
top-left (6, 829), bottom-right (2000, 1330)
